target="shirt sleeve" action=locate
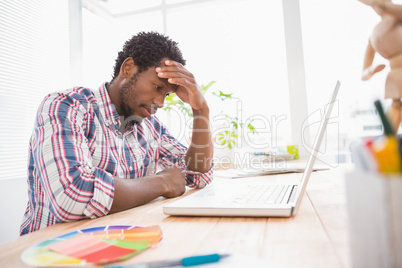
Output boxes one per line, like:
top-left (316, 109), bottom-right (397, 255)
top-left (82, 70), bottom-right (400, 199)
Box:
top-left (32, 93), bottom-right (115, 222)
top-left (157, 121), bottom-right (214, 188)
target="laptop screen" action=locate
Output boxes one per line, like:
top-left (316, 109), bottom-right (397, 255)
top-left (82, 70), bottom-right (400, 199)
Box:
top-left (292, 81), bottom-right (340, 215)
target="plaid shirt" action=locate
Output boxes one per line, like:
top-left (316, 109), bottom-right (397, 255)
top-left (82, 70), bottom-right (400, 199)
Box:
top-left (20, 83), bottom-right (213, 235)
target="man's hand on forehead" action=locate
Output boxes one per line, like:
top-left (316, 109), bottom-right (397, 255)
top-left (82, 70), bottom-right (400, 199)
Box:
top-left (155, 59), bottom-right (207, 111)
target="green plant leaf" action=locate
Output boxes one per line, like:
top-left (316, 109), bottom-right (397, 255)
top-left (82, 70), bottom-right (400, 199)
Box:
top-left (218, 133), bottom-right (225, 141)
top-left (163, 92), bottom-right (179, 111)
top-left (248, 123), bottom-right (257, 134)
top-left (200, 81), bottom-right (216, 95)
top-left (212, 91), bottom-right (236, 101)
top-left (228, 139), bottom-right (236, 149)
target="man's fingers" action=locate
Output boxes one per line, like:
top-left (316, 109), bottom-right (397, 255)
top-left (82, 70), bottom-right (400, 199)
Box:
top-left (157, 68), bottom-right (194, 82)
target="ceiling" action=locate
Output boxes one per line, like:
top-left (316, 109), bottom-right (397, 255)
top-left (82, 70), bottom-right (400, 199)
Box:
top-left (81, 0), bottom-right (220, 20)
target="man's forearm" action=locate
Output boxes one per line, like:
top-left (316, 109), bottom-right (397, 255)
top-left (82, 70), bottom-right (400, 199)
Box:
top-left (186, 104), bottom-right (213, 173)
top-left (109, 167), bottom-right (186, 214)
top-left (109, 175), bottom-right (166, 214)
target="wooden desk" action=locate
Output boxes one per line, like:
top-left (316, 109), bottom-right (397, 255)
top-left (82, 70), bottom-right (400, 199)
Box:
top-left (0, 165), bottom-right (352, 268)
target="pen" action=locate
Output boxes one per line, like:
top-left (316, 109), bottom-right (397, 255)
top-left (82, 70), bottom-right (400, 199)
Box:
top-left (374, 100), bottom-right (395, 136)
top-left (106, 253), bottom-right (230, 268)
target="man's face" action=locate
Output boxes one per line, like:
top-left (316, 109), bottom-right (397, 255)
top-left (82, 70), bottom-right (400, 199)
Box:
top-left (119, 62), bottom-right (176, 123)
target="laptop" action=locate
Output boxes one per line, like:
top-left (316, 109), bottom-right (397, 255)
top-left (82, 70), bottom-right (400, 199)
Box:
top-left (163, 81), bottom-right (340, 217)
top-left (213, 161), bottom-right (329, 179)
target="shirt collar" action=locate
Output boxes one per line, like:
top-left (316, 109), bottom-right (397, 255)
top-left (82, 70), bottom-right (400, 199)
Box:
top-left (94, 82), bottom-right (121, 128)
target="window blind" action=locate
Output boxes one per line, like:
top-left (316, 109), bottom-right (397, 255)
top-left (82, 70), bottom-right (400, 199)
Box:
top-left (0, 0), bottom-right (71, 181)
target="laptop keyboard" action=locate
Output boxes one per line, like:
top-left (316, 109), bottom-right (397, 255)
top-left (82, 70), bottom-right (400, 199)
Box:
top-left (229, 185), bottom-right (291, 204)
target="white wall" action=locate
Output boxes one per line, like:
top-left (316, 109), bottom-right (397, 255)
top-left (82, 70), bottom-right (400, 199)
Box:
top-left (0, 179), bottom-right (28, 244)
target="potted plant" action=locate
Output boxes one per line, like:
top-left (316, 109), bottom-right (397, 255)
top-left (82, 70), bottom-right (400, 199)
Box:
top-left (163, 81), bottom-right (257, 151)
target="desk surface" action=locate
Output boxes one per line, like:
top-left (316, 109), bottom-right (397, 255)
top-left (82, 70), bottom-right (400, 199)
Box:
top-left (0, 165), bottom-right (352, 268)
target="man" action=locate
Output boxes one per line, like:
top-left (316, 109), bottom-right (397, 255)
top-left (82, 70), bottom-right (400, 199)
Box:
top-left (20, 32), bottom-right (214, 235)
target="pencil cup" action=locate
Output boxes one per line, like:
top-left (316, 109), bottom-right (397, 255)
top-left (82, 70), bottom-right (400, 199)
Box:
top-left (345, 171), bottom-right (402, 268)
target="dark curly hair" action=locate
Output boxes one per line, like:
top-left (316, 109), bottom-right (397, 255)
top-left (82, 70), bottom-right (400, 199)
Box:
top-left (111, 31), bottom-right (186, 81)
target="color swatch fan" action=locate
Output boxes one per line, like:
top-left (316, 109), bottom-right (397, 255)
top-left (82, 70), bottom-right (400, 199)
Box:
top-left (21, 225), bottom-right (163, 266)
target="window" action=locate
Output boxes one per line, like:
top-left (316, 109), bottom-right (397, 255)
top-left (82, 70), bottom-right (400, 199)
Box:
top-left (82, 0), bottom-right (291, 164)
top-left (299, 0), bottom-right (388, 163)
top-left (0, 0), bottom-right (70, 181)
top-left (80, 0), bottom-right (389, 165)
